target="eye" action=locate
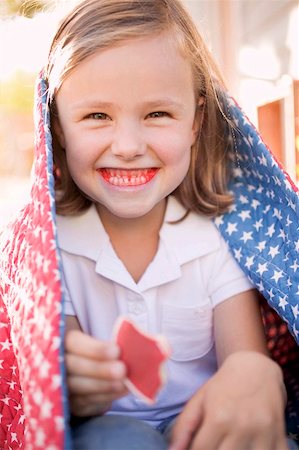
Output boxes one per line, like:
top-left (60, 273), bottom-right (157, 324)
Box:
top-left (146, 111), bottom-right (170, 119)
top-left (86, 112), bottom-right (111, 120)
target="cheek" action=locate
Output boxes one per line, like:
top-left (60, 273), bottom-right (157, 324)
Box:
top-left (157, 135), bottom-right (192, 168)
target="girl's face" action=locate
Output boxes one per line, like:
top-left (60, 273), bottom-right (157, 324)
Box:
top-left (54, 32), bottom-right (201, 220)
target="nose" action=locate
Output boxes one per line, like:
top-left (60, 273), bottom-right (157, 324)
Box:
top-left (110, 121), bottom-right (146, 159)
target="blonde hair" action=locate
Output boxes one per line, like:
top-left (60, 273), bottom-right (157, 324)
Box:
top-left (45, 0), bottom-right (234, 217)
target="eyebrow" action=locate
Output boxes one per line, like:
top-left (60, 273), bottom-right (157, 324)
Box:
top-left (71, 98), bottom-right (184, 111)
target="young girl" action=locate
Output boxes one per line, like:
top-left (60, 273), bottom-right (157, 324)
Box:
top-left (43, 0), bottom-right (296, 449)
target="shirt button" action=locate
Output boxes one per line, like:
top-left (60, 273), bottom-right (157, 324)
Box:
top-left (128, 301), bottom-right (146, 315)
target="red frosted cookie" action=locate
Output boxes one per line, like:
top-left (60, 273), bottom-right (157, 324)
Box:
top-left (113, 317), bottom-right (171, 404)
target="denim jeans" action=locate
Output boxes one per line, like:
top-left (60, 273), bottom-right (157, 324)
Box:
top-left (71, 414), bottom-right (299, 450)
top-left (71, 415), bottom-right (174, 450)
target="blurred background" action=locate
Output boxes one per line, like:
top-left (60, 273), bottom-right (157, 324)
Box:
top-left (0, 0), bottom-right (298, 226)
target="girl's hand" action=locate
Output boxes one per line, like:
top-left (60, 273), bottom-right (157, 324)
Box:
top-left (169, 351), bottom-right (288, 450)
top-left (65, 329), bottom-right (128, 417)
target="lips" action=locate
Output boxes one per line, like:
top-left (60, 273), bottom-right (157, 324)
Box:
top-left (98, 168), bottom-right (158, 187)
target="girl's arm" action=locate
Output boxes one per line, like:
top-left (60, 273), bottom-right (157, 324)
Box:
top-left (169, 290), bottom-right (288, 450)
top-left (65, 315), bottom-right (128, 417)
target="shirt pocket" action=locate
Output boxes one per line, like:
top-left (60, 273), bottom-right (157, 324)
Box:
top-left (161, 301), bottom-right (213, 361)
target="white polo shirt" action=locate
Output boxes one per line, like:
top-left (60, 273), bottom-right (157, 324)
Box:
top-left (56, 196), bottom-right (252, 426)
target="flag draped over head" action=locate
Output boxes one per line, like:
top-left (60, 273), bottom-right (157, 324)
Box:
top-left (0, 72), bottom-right (298, 449)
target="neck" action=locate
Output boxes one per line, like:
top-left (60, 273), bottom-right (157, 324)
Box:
top-left (96, 199), bottom-right (167, 238)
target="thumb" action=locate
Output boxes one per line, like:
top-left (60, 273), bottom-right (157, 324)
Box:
top-left (169, 388), bottom-right (204, 450)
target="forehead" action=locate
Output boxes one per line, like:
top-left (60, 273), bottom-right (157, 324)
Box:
top-left (56, 32), bottom-right (195, 103)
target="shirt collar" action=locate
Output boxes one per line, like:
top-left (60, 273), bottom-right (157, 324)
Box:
top-left (56, 196), bottom-right (221, 266)
top-left (159, 196), bottom-right (220, 265)
top-left (56, 204), bottom-right (109, 261)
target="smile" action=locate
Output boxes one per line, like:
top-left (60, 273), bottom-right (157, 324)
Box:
top-left (98, 168), bottom-right (158, 187)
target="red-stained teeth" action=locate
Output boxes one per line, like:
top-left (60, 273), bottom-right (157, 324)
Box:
top-left (99, 168), bottom-right (158, 186)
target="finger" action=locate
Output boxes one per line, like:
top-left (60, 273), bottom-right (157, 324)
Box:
top-left (189, 422), bottom-right (227, 450)
top-left (66, 354), bottom-right (126, 380)
top-left (70, 393), bottom-right (114, 417)
top-left (68, 374), bottom-right (127, 395)
top-left (169, 390), bottom-right (204, 450)
top-left (70, 390), bottom-right (126, 407)
top-left (65, 329), bottom-right (119, 360)
top-left (70, 397), bottom-right (112, 417)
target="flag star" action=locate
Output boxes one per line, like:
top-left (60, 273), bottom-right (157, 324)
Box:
top-left (214, 216), bottom-right (224, 227)
top-left (52, 374), bottom-right (62, 390)
top-left (41, 399), bottom-right (53, 419)
top-left (271, 270), bottom-right (283, 283)
top-left (263, 204), bottom-right (271, 213)
top-left (35, 429), bottom-right (46, 447)
top-left (253, 219), bottom-right (263, 231)
top-left (238, 210), bottom-right (251, 221)
top-left (233, 167), bottom-right (243, 178)
top-left (248, 135), bottom-right (254, 146)
top-left (251, 199), bottom-right (261, 210)
top-left (287, 278), bottom-right (292, 287)
top-left (42, 258), bottom-right (51, 274)
top-left (292, 324), bottom-right (299, 339)
top-left (1, 339), bottom-right (12, 351)
top-left (257, 262), bottom-right (268, 275)
top-left (256, 281), bottom-right (265, 292)
top-left (267, 288), bottom-right (275, 299)
top-left (55, 416), bottom-right (65, 432)
top-left (11, 433), bottom-right (18, 443)
top-left (41, 229), bottom-right (48, 244)
top-left (18, 415), bottom-right (26, 425)
top-left (1, 396), bottom-right (11, 406)
top-left (272, 176), bottom-right (281, 186)
top-left (240, 231), bottom-right (253, 243)
top-left (291, 304), bottom-right (299, 319)
top-left (278, 229), bottom-right (286, 240)
top-left (273, 208), bottom-right (282, 220)
top-left (286, 215), bottom-right (293, 226)
top-left (35, 252), bottom-right (44, 270)
top-left (32, 224), bottom-right (42, 239)
top-left (268, 246), bottom-right (280, 259)
top-left (232, 244), bottom-right (242, 265)
top-left (226, 222), bottom-right (238, 236)
top-left (245, 256), bottom-right (255, 269)
top-left (7, 380), bottom-right (17, 390)
top-left (265, 224), bottom-right (275, 238)
top-left (257, 154), bottom-right (267, 166)
top-left (295, 239), bottom-right (299, 252)
top-left (290, 260), bottom-right (299, 273)
top-left (278, 296), bottom-right (288, 310)
top-left (288, 433), bottom-right (299, 441)
top-left (239, 195), bottom-right (249, 204)
top-left (51, 336), bottom-right (61, 351)
top-left (36, 283), bottom-right (48, 300)
top-left (286, 198), bottom-right (296, 210)
top-left (256, 241), bottom-right (266, 251)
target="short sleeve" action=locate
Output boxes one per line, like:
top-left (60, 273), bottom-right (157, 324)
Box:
top-left (61, 271), bottom-right (76, 316)
top-left (208, 235), bottom-right (253, 307)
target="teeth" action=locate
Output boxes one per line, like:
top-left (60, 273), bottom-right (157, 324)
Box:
top-left (101, 168), bottom-right (157, 186)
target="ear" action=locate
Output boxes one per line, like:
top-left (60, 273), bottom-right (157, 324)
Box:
top-left (52, 117), bottom-right (66, 149)
top-left (191, 96), bottom-right (205, 143)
